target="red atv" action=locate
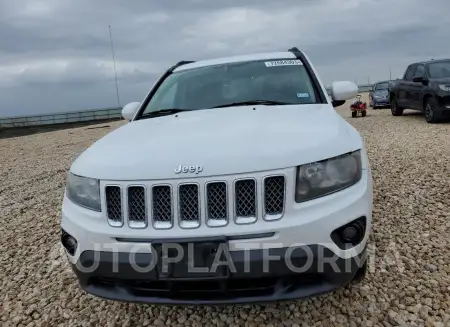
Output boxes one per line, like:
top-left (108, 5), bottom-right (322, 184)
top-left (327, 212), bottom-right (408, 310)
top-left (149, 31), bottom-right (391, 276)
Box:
top-left (349, 95), bottom-right (367, 118)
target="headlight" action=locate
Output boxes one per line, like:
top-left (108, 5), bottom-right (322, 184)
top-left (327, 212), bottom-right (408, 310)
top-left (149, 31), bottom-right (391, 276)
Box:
top-left (295, 150), bottom-right (362, 203)
top-left (438, 84), bottom-right (450, 92)
top-left (66, 172), bottom-right (101, 211)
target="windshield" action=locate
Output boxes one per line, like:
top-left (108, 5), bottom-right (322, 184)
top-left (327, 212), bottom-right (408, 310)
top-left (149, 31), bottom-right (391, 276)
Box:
top-left (140, 59), bottom-right (320, 116)
top-left (374, 82), bottom-right (388, 90)
top-left (428, 61), bottom-right (450, 78)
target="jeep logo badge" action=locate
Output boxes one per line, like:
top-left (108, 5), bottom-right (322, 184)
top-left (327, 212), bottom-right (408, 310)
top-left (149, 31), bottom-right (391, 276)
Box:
top-left (174, 165), bottom-right (203, 174)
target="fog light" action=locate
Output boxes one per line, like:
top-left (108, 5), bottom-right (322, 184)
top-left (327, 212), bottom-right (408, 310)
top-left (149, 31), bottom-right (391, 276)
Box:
top-left (331, 216), bottom-right (366, 250)
top-left (61, 229), bottom-right (78, 256)
top-left (342, 226), bottom-right (357, 241)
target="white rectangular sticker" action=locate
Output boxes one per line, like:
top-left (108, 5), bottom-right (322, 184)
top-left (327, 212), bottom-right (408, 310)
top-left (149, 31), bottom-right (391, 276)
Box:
top-left (297, 93), bottom-right (310, 98)
top-left (265, 59), bottom-right (303, 67)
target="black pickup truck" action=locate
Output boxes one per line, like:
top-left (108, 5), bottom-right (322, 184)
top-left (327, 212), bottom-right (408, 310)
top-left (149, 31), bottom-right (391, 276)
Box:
top-left (389, 59), bottom-right (450, 123)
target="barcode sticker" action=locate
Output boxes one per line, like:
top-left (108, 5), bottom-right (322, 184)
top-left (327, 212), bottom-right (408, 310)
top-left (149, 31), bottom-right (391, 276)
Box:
top-left (265, 60), bottom-right (303, 67)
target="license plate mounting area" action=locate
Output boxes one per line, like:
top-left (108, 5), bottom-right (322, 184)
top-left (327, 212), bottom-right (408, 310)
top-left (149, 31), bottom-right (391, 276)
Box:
top-left (152, 237), bottom-right (230, 281)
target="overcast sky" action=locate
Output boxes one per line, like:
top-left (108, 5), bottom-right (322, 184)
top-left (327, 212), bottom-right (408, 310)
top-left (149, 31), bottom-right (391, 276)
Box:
top-left (1, 0), bottom-right (449, 117)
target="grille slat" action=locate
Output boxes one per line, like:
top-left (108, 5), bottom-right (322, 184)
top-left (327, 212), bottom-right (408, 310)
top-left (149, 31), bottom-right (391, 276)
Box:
top-left (235, 179), bottom-right (257, 224)
top-left (263, 176), bottom-right (285, 220)
top-left (152, 185), bottom-right (172, 229)
top-left (128, 186), bottom-right (147, 228)
top-left (206, 182), bottom-right (228, 226)
top-left (179, 184), bottom-right (200, 228)
top-left (105, 186), bottom-right (123, 226)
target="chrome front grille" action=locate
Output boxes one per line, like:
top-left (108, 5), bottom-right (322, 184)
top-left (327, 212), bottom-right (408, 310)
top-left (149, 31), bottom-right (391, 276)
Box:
top-left (151, 185), bottom-right (173, 229)
top-left (263, 176), bottom-right (286, 220)
top-left (206, 182), bottom-right (228, 227)
top-left (235, 179), bottom-right (257, 224)
top-left (104, 174), bottom-right (286, 228)
top-left (127, 186), bottom-right (146, 228)
top-left (105, 186), bottom-right (123, 226)
top-left (178, 184), bottom-right (200, 228)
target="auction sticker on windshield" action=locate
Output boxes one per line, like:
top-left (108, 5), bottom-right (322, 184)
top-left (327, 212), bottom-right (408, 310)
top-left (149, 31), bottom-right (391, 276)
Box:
top-left (265, 59), bottom-right (303, 67)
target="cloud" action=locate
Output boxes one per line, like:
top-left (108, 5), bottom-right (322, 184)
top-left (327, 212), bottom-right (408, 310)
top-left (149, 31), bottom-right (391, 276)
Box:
top-left (0, 58), bottom-right (161, 88)
top-left (0, 0), bottom-right (449, 117)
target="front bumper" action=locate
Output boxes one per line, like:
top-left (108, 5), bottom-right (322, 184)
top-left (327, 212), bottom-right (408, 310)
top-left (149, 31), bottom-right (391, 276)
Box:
top-left (70, 243), bottom-right (367, 305)
top-left (373, 98), bottom-right (390, 107)
top-left (62, 167), bottom-right (372, 304)
top-left (436, 94), bottom-right (450, 117)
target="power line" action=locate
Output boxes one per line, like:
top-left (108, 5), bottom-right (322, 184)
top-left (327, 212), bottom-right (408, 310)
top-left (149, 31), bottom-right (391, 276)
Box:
top-left (108, 25), bottom-right (121, 108)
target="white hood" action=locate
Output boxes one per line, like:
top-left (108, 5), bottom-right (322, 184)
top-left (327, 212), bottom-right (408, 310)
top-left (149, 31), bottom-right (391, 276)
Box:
top-left (71, 105), bottom-right (363, 180)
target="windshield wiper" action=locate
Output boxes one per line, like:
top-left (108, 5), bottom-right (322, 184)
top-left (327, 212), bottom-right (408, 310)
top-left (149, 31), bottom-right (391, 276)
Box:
top-left (140, 108), bottom-right (192, 119)
top-left (213, 100), bottom-right (294, 108)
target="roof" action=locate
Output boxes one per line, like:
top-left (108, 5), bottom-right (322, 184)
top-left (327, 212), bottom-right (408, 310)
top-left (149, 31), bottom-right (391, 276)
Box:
top-left (409, 58), bottom-right (450, 66)
top-left (173, 51), bottom-right (298, 72)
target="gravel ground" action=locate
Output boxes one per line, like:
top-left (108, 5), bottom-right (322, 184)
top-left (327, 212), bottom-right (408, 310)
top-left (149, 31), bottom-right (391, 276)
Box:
top-left (1, 95), bottom-right (449, 327)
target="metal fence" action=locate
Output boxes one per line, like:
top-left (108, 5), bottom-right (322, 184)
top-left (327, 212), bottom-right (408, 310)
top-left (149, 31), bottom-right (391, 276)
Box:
top-left (0, 84), bottom-right (374, 129)
top-left (355, 84), bottom-right (373, 93)
top-left (0, 107), bottom-right (122, 129)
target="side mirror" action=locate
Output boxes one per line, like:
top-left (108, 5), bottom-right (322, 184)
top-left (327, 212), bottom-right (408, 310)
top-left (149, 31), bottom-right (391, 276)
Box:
top-left (121, 102), bottom-right (141, 121)
top-left (330, 81), bottom-right (358, 107)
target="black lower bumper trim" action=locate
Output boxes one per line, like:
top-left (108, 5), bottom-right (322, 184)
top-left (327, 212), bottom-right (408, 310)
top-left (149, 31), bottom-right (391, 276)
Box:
top-left (71, 244), bottom-right (367, 305)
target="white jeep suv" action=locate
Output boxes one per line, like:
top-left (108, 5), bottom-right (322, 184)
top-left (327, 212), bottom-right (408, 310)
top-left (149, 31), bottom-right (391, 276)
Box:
top-left (61, 47), bottom-right (373, 304)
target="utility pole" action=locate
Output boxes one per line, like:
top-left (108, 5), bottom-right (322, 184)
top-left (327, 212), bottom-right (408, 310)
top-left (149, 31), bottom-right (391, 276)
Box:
top-left (109, 25), bottom-right (121, 108)
top-left (389, 69), bottom-right (392, 81)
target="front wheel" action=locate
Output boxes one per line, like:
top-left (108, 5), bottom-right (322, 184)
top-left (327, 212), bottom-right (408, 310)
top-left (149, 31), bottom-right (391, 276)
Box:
top-left (352, 111), bottom-right (357, 118)
top-left (352, 260), bottom-right (368, 284)
top-left (391, 98), bottom-right (403, 116)
top-left (362, 110), bottom-right (367, 117)
top-left (424, 98), bottom-right (441, 123)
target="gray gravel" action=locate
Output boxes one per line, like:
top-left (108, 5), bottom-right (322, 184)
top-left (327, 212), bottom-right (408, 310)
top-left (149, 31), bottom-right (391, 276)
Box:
top-left (1, 97), bottom-right (449, 327)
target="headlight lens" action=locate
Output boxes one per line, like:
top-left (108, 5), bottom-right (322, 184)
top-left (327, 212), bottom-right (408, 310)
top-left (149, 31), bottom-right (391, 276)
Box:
top-left (66, 172), bottom-right (101, 211)
top-left (438, 84), bottom-right (450, 92)
top-left (295, 150), bottom-right (362, 203)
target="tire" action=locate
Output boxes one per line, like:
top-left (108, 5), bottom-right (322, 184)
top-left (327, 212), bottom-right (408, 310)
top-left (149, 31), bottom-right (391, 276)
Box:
top-left (369, 98), bottom-right (373, 108)
top-left (424, 97), bottom-right (441, 123)
top-left (362, 110), bottom-right (367, 117)
top-left (352, 111), bottom-right (357, 118)
top-left (391, 98), bottom-right (403, 116)
top-left (352, 260), bottom-right (368, 284)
